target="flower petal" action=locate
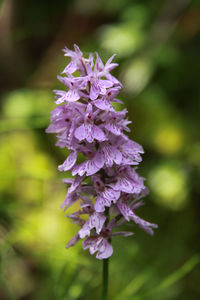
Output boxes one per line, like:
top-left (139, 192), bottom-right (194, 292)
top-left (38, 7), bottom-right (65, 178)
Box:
top-left (82, 236), bottom-right (102, 254)
top-left (129, 212), bottom-right (158, 236)
top-left (66, 234), bottom-right (80, 248)
top-left (79, 212), bottom-right (106, 238)
top-left (104, 122), bottom-right (121, 136)
top-left (90, 82), bottom-right (100, 100)
top-left (93, 125), bottom-right (106, 142)
top-left (58, 151), bottom-right (77, 171)
top-left (74, 124), bottom-right (86, 141)
top-left (62, 61), bottom-right (77, 74)
top-left (72, 161), bottom-right (87, 176)
top-left (112, 231), bottom-right (134, 237)
top-left (66, 89), bottom-right (80, 102)
top-left (117, 200), bottom-right (158, 235)
top-left (93, 99), bottom-right (114, 111)
top-left (99, 79), bottom-right (113, 88)
top-left (93, 150), bottom-right (105, 169)
top-left (61, 192), bottom-right (79, 209)
top-left (95, 196), bottom-right (106, 212)
top-left (85, 123), bottom-right (94, 143)
top-left (96, 239), bottom-right (113, 259)
top-left (102, 188), bottom-right (120, 204)
top-left (68, 175), bottom-right (83, 194)
top-left (86, 159), bottom-right (101, 176)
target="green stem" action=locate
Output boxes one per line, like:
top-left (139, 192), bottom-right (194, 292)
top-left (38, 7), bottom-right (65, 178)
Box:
top-left (102, 258), bottom-right (109, 300)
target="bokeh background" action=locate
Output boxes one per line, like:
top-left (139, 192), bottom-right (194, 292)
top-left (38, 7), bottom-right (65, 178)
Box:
top-left (0, 0), bottom-right (200, 299)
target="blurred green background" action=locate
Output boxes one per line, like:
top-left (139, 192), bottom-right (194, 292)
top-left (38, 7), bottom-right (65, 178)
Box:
top-left (0, 0), bottom-right (200, 299)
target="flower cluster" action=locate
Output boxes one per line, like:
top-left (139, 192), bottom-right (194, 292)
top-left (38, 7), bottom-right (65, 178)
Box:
top-left (46, 45), bottom-right (158, 259)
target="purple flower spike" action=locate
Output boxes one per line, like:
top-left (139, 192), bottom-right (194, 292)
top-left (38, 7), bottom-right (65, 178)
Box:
top-left (46, 44), bottom-right (157, 259)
